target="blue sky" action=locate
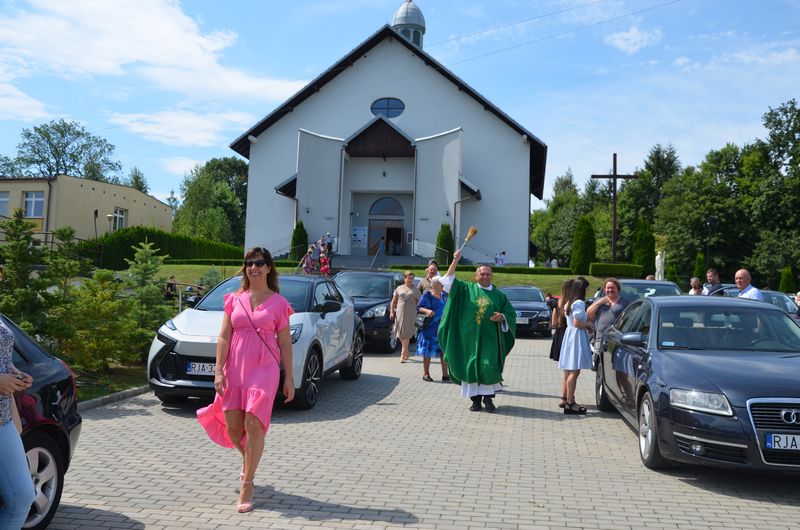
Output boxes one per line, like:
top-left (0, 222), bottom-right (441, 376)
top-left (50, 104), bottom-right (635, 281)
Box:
top-left (1, 0), bottom-right (798, 207)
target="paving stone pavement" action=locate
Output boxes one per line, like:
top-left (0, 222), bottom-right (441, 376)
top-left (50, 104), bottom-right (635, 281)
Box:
top-left (51, 336), bottom-right (800, 530)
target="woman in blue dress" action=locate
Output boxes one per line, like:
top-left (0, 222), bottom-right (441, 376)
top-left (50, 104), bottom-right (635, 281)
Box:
top-left (558, 278), bottom-right (593, 414)
top-left (416, 277), bottom-right (450, 382)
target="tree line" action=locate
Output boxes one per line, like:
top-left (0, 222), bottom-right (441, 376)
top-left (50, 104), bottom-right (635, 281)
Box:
top-left (531, 98), bottom-right (800, 289)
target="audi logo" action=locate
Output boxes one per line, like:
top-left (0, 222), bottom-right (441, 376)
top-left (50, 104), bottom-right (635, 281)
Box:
top-left (780, 409), bottom-right (800, 424)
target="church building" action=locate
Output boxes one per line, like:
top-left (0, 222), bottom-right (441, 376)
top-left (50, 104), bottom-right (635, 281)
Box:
top-left (231, 0), bottom-right (547, 264)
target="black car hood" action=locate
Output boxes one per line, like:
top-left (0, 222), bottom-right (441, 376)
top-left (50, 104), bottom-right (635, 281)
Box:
top-left (660, 350), bottom-right (800, 406)
top-left (350, 297), bottom-right (391, 313)
top-left (508, 301), bottom-right (549, 312)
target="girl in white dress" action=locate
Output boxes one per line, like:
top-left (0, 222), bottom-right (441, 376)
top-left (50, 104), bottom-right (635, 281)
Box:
top-left (558, 279), bottom-right (593, 414)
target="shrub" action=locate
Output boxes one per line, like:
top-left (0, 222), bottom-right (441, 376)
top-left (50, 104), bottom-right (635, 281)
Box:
top-left (666, 264), bottom-right (680, 285)
top-left (571, 215), bottom-right (596, 275)
top-left (589, 262), bottom-right (643, 278)
top-left (80, 226), bottom-right (243, 270)
top-left (435, 224), bottom-right (455, 265)
top-left (692, 252), bottom-right (706, 281)
top-left (289, 221), bottom-right (309, 261)
top-left (779, 266), bottom-right (797, 293)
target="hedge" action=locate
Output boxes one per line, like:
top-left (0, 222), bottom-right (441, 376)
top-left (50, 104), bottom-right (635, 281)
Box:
top-left (79, 227), bottom-right (243, 270)
top-left (589, 262), bottom-right (643, 278)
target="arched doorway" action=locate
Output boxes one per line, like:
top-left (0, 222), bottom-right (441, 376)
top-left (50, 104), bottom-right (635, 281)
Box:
top-left (368, 197), bottom-right (404, 255)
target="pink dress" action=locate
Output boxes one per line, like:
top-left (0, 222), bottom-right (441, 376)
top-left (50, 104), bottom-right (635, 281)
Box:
top-left (197, 290), bottom-right (293, 448)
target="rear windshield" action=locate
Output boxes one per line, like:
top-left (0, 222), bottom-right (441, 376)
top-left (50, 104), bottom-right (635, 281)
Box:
top-left (621, 283), bottom-right (681, 299)
top-left (658, 306), bottom-right (800, 352)
top-left (335, 274), bottom-right (392, 298)
top-left (197, 277), bottom-right (309, 312)
top-left (501, 288), bottom-right (544, 302)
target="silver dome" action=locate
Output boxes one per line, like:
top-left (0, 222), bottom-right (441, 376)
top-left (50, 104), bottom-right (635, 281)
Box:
top-left (392, 0), bottom-right (426, 30)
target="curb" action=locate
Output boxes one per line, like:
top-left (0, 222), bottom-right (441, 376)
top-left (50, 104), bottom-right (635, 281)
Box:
top-left (78, 385), bottom-right (150, 412)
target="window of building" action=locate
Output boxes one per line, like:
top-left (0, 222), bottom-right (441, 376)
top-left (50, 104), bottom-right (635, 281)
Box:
top-left (369, 197), bottom-right (404, 216)
top-left (23, 191), bottom-right (45, 218)
top-left (412, 30), bottom-right (421, 46)
top-left (0, 192), bottom-right (8, 218)
top-left (370, 97), bottom-right (405, 118)
top-left (113, 207), bottom-right (127, 230)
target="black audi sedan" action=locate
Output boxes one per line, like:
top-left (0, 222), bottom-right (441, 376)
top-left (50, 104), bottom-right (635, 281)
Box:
top-left (499, 285), bottom-right (551, 337)
top-left (595, 296), bottom-right (800, 472)
top-left (4, 314), bottom-right (82, 529)
top-left (333, 271), bottom-right (404, 352)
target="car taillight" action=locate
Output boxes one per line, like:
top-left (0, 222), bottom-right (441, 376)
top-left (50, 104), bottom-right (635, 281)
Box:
top-left (58, 358), bottom-right (78, 399)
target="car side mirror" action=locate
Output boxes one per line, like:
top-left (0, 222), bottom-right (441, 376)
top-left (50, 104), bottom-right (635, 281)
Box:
top-left (184, 295), bottom-right (201, 308)
top-left (321, 300), bottom-right (341, 317)
top-left (620, 332), bottom-right (647, 348)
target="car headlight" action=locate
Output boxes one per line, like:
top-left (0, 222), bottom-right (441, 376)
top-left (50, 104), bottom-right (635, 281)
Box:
top-left (165, 319), bottom-right (177, 331)
top-left (363, 305), bottom-right (388, 318)
top-left (290, 324), bottom-right (302, 344)
top-left (670, 389), bottom-right (733, 416)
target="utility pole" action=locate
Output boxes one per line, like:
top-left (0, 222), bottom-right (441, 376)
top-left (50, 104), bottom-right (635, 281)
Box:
top-left (591, 153), bottom-right (637, 262)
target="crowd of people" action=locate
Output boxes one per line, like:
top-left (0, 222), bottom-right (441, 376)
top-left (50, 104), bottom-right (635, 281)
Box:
top-left (299, 233), bottom-right (336, 276)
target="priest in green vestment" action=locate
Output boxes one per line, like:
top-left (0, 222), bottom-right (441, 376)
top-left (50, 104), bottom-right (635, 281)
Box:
top-left (439, 250), bottom-right (516, 412)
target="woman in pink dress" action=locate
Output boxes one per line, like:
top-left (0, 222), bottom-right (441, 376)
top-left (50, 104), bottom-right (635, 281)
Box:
top-left (197, 247), bottom-right (295, 513)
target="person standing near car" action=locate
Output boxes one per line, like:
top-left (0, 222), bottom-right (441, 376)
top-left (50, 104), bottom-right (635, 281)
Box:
top-left (197, 247), bottom-right (295, 514)
top-left (735, 268), bottom-right (764, 301)
top-left (586, 278), bottom-right (629, 374)
top-left (688, 277), bottom-right (703, 295)
top-left (702, 268), bottom-right (722, 295)
top-left (416, 276), bottom-right (450, 382)
top-left (417, 259), bottom-right (440, 294)
top-left (0, 320), bottom-right (35, 529)
top-left (558, 278), bottom-right (593, 415)
top-left (390, 271), bottom-right (421, 362)
top-left (438, 250), bottom-right (516, 412)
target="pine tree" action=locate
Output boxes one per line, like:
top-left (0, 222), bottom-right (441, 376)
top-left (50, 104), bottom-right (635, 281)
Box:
top-left (290, 221), bottom-right (309, 261)
top-left (632, 220), bottom-right (656, 277)
top-left (435, 224), bottom-right (455, 265)
top-left (692, 252), bottom-right (706, 282)
top-left (779, 266), bottom-right (797, 293)
top-left (570, 215), bottom-right (596, 274)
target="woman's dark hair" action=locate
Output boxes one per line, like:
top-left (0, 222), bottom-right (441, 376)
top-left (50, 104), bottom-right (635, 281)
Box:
top-left (239, 247), bottom-right (279, 293)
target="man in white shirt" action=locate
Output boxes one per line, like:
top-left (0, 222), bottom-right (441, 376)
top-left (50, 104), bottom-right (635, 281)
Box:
top-left (735, 268), bottom-right (764, 301)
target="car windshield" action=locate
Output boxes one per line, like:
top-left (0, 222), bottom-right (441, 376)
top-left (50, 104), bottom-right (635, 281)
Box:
top-left (501, 288), bottom-right (544, 302)
top-left (720, 288), bottom-right (800, 314)
top-left (657, 306), bottom-right (800, 352)
top-left (620, 283), bottom-right (681, 299)
top-left (196, 277), bottom-right (309, 312)
top-left (335, 274), bottom-right (391, 298)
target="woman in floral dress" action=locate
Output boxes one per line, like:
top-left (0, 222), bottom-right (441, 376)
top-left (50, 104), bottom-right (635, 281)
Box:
top-left (416, 277), bottom-right (450, 381)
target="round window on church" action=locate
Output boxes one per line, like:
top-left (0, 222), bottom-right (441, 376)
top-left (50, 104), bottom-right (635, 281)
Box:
top-left (371, 97), bottom-right (405, 118)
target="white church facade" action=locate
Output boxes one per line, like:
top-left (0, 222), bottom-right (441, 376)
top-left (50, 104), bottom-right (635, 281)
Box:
top-left (231, 1), bottom-right (547, 264)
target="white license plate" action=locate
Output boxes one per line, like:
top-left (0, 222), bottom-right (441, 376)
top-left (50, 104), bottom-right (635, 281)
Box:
top-left (766, 433), bottom-right (800, 450)
top-left (517, 318), bottom-right (529, 324)
top-left (186, 362), bottom-right (215, 376)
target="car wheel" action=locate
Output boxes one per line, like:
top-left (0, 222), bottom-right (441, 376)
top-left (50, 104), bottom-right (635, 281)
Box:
top-left (638, 392), bottom-right (667, 469)
top-left (293, 350), bottom-right (322, 410)
top-left (22, 432), bottom-right (65, 530)
top-left (340, 332), bottom-right (364, 380)
top-left (385, 323), bottom-right (399, 353)
top-left (595, 362), bottom-right (615, 412)
top-left (156, 393), bottom-right (188, 405)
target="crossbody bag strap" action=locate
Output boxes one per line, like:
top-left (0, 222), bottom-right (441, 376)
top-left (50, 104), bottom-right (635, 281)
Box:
top-left (236, 294), bottom-right (281, 365)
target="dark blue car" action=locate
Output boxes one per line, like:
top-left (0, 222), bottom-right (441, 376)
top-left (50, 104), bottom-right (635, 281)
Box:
top-left (595, 296), bottom-right (800, 472)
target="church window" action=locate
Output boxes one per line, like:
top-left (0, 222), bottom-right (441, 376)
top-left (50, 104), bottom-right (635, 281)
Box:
top-left (412, 30), bottom-right (421, 46)
top-left (371, 97), bottom-right (405, 118)
top-left (401, 28), bottom-right (411, 39)
top-left (369, 197), bottom-right (404, 216)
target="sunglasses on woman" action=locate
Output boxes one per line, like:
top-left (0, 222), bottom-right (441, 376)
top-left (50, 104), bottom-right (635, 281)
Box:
top-left (244, 259), bottom-right (267, 268)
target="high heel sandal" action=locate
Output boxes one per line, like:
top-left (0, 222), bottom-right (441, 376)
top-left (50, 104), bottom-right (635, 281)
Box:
top-left (237, 480), bottom-right (254, 513)
top-left (564, 402), bottom-right (587, 415)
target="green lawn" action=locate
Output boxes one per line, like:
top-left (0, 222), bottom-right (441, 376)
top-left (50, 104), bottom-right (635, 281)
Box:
top-left (75, 365), bottom-right (147, 402)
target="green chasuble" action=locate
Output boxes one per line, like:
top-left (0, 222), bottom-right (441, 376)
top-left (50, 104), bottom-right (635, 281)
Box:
top-left (439, 278), bottom-right (516, 385)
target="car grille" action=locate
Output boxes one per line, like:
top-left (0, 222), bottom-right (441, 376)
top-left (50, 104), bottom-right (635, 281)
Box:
top-left (747, 399), bottom-right (800, 467)
top-left (517, 311), bottom-right (540, 318)
top-left (749, 403), bottom-right (800, 432)
top-left (157, 352), bottom-right (213, 381)
top-left (675, 438), bottom-right (748, 464)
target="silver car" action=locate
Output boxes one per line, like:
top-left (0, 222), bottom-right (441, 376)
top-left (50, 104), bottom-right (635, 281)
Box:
top-left (147, 275), bottom-right (364, 409)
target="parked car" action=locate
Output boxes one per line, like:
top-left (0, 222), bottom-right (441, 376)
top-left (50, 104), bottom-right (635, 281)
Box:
top-left (595, 295), bottom-right (800, 472)
top-left (499, 285), bottom-right (551, 337)
top-left (590, 279), bottom-right (681, 303)
top-left (714, 286), bottom-right (800, 324)
top-left (3, 314), bottom-right (82, 530)
top-left (333, 271), bottom-right (404, 352)
top-left (148, 275), bottom-right (365, 410)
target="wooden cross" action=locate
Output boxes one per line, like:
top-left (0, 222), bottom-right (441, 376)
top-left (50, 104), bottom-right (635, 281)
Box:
top-left (591, 153), bottom-right (637, 262)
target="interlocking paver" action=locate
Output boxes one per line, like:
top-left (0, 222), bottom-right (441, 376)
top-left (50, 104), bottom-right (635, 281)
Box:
top-left (51, 337), bottom-right (800, 529)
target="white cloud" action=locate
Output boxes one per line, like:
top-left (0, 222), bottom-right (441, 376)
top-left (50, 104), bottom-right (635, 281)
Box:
top-left (604, 26), bottom-right (662, 55)
top-left (0, 82), bottom-right (49, 121)
top-left (160, 156), bottom-right (202, 177)
top-left (109, 110), bottom-right (255, 147)
top-left (0, 0), bottom-right (305, 101)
